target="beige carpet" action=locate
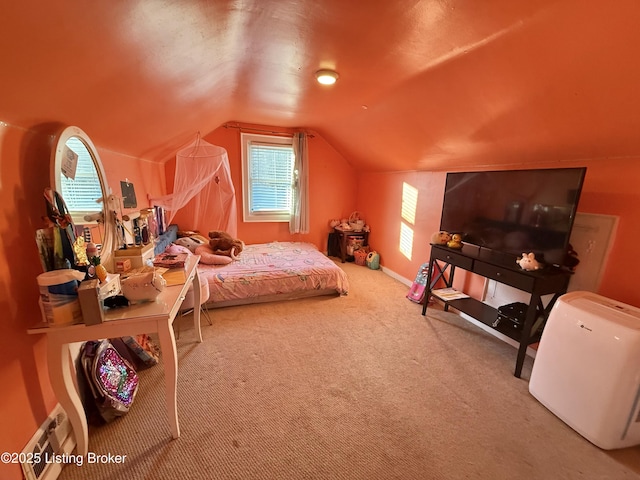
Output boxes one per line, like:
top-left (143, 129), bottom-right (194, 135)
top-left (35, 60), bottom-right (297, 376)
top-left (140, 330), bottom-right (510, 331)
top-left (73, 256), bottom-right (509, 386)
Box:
top-left (59, 261), bottom-right (640, 480)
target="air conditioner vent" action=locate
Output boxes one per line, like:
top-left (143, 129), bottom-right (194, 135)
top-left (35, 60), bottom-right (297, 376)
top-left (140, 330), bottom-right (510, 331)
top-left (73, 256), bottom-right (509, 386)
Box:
top-left (21, 404), bottom-right (76, 480)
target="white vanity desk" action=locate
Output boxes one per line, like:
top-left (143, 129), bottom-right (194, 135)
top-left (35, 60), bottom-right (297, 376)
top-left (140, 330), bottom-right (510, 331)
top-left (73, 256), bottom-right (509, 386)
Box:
top-left (28, 254), bottom-right (202, 456)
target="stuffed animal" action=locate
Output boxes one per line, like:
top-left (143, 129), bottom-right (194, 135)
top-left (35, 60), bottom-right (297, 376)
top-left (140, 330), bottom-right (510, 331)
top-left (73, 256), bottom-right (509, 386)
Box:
top-left (516, 252), bottom-right (543, 271)
top-left (447, 233), bottom-right (463, 249)
top-left (208, 231), bottom-right (244, 259)
top-left (431, 231), bottom-right (452, 245)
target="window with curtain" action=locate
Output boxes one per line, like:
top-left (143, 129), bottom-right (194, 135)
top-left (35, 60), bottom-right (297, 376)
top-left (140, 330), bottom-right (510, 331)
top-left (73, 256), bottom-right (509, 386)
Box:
top-left (241, 133), bottom-right (294, 222)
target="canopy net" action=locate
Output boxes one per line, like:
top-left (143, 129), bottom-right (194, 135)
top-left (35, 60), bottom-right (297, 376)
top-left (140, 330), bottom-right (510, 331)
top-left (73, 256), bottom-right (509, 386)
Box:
top-left (152, 137), bottom-right (237, 237)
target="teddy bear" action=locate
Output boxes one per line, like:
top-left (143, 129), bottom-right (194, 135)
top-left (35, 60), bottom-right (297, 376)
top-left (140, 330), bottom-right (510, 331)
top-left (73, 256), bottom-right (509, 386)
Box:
top-left (208, 230), bottom-right (244, 259)
top-left (431, 231), bottom-right (452, 245)
top-left (516, 252), bottom-right (543, 271)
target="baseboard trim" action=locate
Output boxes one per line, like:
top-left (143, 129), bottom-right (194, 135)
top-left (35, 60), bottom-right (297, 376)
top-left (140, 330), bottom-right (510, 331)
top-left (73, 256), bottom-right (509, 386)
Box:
top-left (380, 266), bottom-right (412, 287)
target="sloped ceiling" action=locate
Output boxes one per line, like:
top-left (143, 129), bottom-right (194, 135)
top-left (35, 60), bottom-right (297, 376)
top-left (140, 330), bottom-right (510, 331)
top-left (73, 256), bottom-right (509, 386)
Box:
top-left (2, 0), bottom-right (639, 171)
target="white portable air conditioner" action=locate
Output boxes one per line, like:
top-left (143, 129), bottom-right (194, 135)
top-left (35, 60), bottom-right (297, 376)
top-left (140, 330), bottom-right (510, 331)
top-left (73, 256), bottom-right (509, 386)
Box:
top-left (529, 291), bottom-right (640, 450)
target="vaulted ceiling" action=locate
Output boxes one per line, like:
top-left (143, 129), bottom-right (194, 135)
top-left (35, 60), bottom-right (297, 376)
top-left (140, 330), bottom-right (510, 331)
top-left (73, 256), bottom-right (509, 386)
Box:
top-left (2, 0), bottom-right (640, 172)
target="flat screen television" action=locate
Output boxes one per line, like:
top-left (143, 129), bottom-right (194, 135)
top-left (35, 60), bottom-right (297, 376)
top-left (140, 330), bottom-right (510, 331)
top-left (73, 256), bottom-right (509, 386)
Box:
top-left (439, 167), bottom-right (587, 268)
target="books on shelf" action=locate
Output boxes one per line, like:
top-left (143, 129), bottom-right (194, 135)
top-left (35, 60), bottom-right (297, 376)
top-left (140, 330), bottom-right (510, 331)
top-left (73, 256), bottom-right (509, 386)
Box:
top-left (431, 288), bottom-right (469, 301)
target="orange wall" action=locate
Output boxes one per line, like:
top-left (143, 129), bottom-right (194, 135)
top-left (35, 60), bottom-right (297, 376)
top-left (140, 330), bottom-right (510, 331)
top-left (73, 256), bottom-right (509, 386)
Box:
top-left (171, 123), bottom-right (358, 251)
top-left (0, 122), bottom-right (164, 479)
top-left (357, 159), bottom-right (640, 307)
top-left (3, 117), bottom-right (639, 479)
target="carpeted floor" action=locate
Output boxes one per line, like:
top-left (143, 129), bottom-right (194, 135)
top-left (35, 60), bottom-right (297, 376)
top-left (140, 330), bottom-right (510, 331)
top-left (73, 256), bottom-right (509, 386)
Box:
top-left (58, 260), bottom-right (640, 480)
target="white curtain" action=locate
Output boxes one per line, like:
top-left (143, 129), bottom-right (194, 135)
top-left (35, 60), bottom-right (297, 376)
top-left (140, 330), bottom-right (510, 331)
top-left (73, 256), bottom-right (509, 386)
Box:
top-left (151, 136), bottom-right (237, 237)
top-left (289, 132), bottom-right (310, 234)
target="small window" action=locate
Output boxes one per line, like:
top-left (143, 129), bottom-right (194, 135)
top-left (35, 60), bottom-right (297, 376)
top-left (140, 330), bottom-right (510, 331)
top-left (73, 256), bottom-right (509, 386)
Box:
top-left (241, 133), bottom-right (294, 222)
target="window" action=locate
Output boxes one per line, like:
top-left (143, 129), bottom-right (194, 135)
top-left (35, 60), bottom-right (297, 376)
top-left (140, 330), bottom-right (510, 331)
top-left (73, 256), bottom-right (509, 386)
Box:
top-left (59, 137), bottom-right (104, 224)
top-left (241, 133), bottom-right (294, 222)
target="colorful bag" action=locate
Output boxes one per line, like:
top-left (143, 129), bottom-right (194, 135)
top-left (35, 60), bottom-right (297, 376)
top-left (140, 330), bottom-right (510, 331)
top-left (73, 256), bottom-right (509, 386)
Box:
top-left (80, 340), bottom-right (140, 423)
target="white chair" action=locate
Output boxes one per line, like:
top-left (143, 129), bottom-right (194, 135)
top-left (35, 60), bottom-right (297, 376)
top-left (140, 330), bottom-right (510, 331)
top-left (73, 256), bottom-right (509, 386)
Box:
top-left (176, 271), bottom-right (211, 338)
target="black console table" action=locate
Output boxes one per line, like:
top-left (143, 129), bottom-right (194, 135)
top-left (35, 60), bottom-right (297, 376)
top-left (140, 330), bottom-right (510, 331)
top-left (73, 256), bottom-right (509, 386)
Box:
top-left (421, 244), bottom-right (571, 378)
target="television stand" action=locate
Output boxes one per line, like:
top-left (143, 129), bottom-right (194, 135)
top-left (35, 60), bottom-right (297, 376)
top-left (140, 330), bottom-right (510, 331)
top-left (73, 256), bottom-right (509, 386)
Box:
top-left (421, 244), bottom-right (571, 378)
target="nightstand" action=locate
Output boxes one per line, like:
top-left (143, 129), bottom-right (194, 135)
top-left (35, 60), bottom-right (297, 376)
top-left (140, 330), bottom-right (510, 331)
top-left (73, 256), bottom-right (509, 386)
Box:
top-left (334, 228), bottom-right (369, 263)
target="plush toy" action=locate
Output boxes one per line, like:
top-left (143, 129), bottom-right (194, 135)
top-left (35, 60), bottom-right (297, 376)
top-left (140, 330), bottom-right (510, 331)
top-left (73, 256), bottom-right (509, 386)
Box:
top-left (516, 252), bottom-right (543, 271)
top-left (431, 231), bottom-right (452, 245)
top-left (446, 233), bottom-right (463, 249)
top-left (194, 245), bottom-right (234, 265)
top-left (208, 231), bottom-right (244, 259)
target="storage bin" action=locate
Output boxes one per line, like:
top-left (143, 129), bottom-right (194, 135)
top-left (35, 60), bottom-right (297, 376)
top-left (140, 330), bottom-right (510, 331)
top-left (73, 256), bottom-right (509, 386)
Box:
top-left (353, 249), bottom-right (368, 266)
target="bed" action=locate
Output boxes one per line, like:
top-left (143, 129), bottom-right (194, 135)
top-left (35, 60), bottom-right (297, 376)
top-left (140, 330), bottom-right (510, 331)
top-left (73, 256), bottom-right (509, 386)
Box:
top-left (198, 241), bottom-right (349, 308)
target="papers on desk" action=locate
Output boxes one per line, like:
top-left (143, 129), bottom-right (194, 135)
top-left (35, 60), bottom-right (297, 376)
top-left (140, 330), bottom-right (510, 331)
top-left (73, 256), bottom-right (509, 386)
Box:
top-left (431, 288), bottom-right (469, 301)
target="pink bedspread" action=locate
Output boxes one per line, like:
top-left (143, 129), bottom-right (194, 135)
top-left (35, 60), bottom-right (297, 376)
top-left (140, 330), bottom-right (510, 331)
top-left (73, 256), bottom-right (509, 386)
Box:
top-left (198, 242), bottom-right (349, 305)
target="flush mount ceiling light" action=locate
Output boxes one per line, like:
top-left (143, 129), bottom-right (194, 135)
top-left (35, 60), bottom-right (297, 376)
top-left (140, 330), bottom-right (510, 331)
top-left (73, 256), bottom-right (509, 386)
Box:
top-left (315, 69), bottom-right (339, 85)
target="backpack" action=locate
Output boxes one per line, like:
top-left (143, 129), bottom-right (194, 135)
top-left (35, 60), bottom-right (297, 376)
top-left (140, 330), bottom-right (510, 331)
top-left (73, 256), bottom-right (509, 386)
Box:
top-left (407, 262), bottom-right (430, 304)
top-left (80, 339), bottom-right (140, 423)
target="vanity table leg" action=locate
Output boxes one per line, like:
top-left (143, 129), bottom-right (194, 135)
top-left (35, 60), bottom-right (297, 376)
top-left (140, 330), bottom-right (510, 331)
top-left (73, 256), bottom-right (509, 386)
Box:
top-left (48, 340), bottom-right (89, 456)
top-left (192, 272), bottom-right (202, 343)
top-left (157, 323), bottom-right (180, 439)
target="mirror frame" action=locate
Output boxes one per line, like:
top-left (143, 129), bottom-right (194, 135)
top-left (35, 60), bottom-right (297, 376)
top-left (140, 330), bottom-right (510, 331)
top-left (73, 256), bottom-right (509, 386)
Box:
top-left (51, 126), bottom-right (115, 270)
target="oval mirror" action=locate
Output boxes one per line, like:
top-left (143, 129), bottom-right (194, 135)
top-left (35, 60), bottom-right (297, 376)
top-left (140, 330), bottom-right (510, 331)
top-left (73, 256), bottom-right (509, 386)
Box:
top-left (51, 126), bottom-right (115, 270)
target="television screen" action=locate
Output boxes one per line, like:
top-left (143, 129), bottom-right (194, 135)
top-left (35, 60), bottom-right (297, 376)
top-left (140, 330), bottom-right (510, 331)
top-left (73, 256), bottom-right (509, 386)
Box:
top-left (439, 167), bottom-right (587, 267)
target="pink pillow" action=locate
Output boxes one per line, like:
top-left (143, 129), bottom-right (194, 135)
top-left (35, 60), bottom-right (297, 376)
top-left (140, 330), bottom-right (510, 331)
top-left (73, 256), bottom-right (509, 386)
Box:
top-left (195, 245), bottom-right (233, 265)
top-left (165, 244), bottom-right (192, 255)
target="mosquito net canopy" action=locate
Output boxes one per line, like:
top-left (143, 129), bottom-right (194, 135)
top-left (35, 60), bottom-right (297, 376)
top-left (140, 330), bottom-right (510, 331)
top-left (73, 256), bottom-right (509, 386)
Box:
top-left (153, 137), bottom-right (237, 237)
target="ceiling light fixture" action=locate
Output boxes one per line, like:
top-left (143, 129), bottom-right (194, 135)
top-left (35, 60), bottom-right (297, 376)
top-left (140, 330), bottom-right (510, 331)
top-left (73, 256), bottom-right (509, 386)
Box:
top-left (315, 69), bottom-right (339, 85)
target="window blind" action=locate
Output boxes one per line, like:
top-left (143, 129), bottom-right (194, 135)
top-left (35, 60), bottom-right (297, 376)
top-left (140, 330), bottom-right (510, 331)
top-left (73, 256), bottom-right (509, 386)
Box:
top-left (248, 142), bottom-right (294, 213)
top-left (60, 137), bottom-right (103, 214)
